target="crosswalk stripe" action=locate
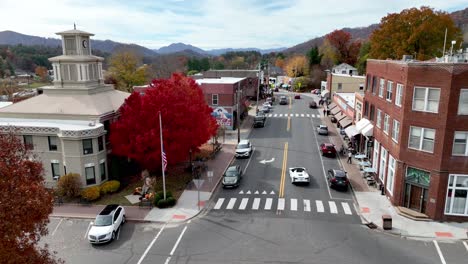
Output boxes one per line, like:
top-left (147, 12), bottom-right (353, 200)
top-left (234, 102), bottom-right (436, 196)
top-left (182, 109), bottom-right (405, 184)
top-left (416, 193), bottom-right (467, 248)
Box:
top-left (306, 114), bottom-right (310, 117)
top-left (274, 114), bottom-right (277, 117)
top-left (290, 199), bottom-right (297, 211)
top-left (329, 201), bottom-right (338, 214)
top-left (279, 114), bottom-right (283, 117)
top-left (252, 198), bottom-right (261, 210)
top-left (301, 114), bottom-right (304, 117)
top-left (311, 114), bottom-right (315, 118)
top-left (268, 114), bottom-right (272, 117)
top-left (316, 200), bottom-right (324, 213)
top-left (239, 198), bottom-right (249, 210)
top-left (226, 198), bottom-right (237, 210)
top-left (295, 114), bottom-right (299, 117)
top-left (265, 198), bottom-right (273, 210)
top-left (303, 199), bottom-right (311, 212)
top-left (341, 202), bottom-right (352, 215)
top-left (277, 198), bottom-right (285, 210)
top-left (214, 198), bottom-right (225, 210)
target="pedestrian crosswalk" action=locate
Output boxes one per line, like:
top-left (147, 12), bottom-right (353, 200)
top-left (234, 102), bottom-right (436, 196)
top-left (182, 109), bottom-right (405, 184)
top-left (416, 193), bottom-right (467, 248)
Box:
top-left (212, 197), bottom-right (354, 216)
top-left (266, 113), bottom-right (321, 118)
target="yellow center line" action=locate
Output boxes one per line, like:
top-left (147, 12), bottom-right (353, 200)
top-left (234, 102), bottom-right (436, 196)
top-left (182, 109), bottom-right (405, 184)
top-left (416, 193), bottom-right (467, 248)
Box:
top-left (287, 116), bottom-right (291, 131)
top-left (279, 142), bottom-right (288, 198)
top-left (289, 96), bottom-right (292, 109)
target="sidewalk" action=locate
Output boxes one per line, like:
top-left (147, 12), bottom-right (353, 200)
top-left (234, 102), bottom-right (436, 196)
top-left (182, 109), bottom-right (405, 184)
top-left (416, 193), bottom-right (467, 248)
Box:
top-left (51, 104), bottom-right (257, 224)
top-left (317, 95), bottom-right (468, 241)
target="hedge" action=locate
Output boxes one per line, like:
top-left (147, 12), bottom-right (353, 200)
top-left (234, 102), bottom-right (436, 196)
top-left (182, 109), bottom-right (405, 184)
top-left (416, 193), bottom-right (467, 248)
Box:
top-left (56, 173), bottom-right (82, 198)
top-left (100, 180), bottom-right (120, 195)
top-left (81, 186), bottom-right (101, 201)
top-left (153, 191), bottom-right (175, 208)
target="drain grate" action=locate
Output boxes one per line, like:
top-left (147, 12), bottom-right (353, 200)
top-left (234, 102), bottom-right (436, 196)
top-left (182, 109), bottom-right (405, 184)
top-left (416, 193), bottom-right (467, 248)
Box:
top-left (365, 222), bottom-right (378, 229)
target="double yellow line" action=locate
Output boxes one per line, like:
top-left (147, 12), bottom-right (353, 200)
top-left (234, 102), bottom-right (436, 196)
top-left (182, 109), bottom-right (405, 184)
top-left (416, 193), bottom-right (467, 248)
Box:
top-left (279, 142), bottom-right (288, 198)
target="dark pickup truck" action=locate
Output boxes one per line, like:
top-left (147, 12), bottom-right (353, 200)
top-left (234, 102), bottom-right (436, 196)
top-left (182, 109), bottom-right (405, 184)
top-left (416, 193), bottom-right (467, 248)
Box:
top-left (253, 115), bottom-right (266, 128)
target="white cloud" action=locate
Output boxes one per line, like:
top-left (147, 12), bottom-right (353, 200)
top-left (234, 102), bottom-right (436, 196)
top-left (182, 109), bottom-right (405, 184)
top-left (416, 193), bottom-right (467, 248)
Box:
top-left (0, 0), bottom-right (466, 49)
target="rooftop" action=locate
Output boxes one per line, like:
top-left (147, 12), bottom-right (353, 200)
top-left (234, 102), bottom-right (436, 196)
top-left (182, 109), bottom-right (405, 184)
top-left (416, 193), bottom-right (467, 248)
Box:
top-left (0, 117), bottom-right (103, 131)
top-left (335, 93), bottom-right (356, 108)
top-left (196, 77), bottom-right (245, 85)
top-left (331, 73), bottom-right (365, 78)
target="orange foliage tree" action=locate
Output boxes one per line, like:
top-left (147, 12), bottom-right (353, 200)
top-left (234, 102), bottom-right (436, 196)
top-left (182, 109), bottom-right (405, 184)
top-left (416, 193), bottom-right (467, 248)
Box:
top-left (369, 6), bottom-right (462, 60)
top-left (284, 55), bottom-right (308, 77)
top-left (0, 132), bottom-right (62, 263)
top-left (324, 30), bottom-right (361, 66)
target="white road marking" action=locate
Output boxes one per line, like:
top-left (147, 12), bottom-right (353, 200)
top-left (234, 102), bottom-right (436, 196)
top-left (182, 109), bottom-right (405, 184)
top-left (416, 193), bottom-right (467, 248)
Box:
top-left (316, 200), bottom-right (324, 213)
top-left (290, 199), bottom-right (297, 211)
top-left (270, 190), bottom-right (275, 195)
top-left (239, 198), bottom-right (249, 210)
top-left (463, 241), bottom-right (468, 252)
top-left (274, 114), bottom-right (278, 117)
top-left (262, 190), bottom-right (267, 194)
top-left (239, 190), bottom-right (244, 194)
top-left (311, 114), bottom-right (316, 118)
top-left (341, 202), bottom-right (352, 215)
top-left (265, 198), bottom-right (273, 210)
top-left (213, 198), bottom-right (225, 210)
top-left (170, 225), bottom-right (188, 256)
top-left (277, 198), bottom-right (285, 210)
top-left (268, 114), bottom-right (272, 117)
top-left (329, 201), bottom-right (338, 214)
top-left (252, 198), bottom-right (261, 210)
top-left (244, 147), bottom-right (255, 172)
top-left (246, 190), bottom-right (251, 194)
top-left (84, 221), bottom-right (93, 239)
top-left (303, 199), bottom-right (311, 212)
top-left (306, 114), bottom-right (310, 117)
top-left (301, 114), bottom-right (304, 117)
top-left (137, 223), bottom-right (167, 264)
top-left (164, 257), bottom-right (171, 264)
top-left (51, 218), bottom-right (63, 236)
top-left (295, 114), bottom-right (299, 117)
top-left (433, 240), bottom-right (447, 264)
top-left (254, 190), bottom-right (259, 194)
top-left (226, 198), bottom-right (237, 209)
top-left (279, 114), bottom-right (283, 117)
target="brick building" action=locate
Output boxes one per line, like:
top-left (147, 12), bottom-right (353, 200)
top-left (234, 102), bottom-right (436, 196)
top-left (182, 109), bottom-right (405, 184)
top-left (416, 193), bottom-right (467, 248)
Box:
top-left (364, 59), bottom-right (468, 221)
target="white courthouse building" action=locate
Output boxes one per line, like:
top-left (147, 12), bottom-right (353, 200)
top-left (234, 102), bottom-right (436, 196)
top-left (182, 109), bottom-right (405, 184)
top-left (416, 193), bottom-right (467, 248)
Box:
top-left (0, 28), bottom-right (130, 187)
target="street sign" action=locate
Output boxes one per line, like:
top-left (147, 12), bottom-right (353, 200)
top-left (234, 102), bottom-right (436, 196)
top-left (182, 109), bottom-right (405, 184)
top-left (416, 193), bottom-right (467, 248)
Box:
top-left (192, 179), bottom-right (204, 190)
top-left (207, 171), bottom-right (213, 183)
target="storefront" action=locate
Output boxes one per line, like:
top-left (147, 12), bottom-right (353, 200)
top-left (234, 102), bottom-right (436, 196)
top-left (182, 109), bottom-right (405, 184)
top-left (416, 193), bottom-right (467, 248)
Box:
top-left (445, 174), bottom-right (468, 216)
top-left (403, 167), bottom-right (430, 214)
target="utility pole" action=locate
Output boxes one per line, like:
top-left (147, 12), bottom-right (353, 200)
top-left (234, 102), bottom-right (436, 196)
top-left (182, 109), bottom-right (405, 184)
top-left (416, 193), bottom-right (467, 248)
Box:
top-left (256, 69), bottom-right (261, 113)
top-left (237, 82), bottom-right (241, 143)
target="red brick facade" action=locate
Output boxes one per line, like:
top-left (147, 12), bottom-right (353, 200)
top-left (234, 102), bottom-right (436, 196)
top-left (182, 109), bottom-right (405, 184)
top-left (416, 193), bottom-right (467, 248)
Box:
top-left (364, 60), bottom-right (468, 221)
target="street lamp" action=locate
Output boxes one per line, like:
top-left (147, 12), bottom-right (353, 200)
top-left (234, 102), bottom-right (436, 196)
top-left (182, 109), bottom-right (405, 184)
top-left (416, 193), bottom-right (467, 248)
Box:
top-left (236, 82), bottom-right (241, 143)
top-left (256, 70), bottom-right (261, 113)
top-left (325, 69), bottom-right (332, 104)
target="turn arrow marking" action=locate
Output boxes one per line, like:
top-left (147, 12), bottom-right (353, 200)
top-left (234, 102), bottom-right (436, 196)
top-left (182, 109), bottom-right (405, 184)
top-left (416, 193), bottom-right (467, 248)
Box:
top-left (259, 158), bottom-right (275, 164)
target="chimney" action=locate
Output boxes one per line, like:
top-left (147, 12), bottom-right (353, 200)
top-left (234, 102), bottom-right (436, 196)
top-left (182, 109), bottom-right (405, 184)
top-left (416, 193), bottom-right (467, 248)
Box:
top-left (402, 55), bottom-right (413, 61)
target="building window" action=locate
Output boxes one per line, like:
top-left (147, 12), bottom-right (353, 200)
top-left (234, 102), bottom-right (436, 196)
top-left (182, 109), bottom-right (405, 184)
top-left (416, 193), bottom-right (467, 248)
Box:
top-left (386, 81), bottom-right (393, 102)
top-left (453, 131), bottom-right (468, 156)
top-left (369, 105), bottom-right (375, 121)
top-left (85, 166), bottom-right (96, 185)
top-left (379, 147), bottom-right (387, 181)
top-left (364, 101), bottom-right (369, 117)
top-left (458, 89), bottom-right (468, 115)
top-left (366, 74), bottom-right (371, 91)
top-left (376, 109), bottom-right (382, 128)
top-left (359, 84), bottom-right (364, 90)
top-left (383, 114), bottom-right (390, 135)
top-left (51, 162), bottom-right (60, 180)
top-left (23, 135), bottom-right (34, 150)
top-left (409, 126), bottom-right (435, 153)
top-left (83, 139), bottom-right (93, 155)
top-left (372, 76), bottom-right (377, 94)
top-left (373, 141), bottom-right (380, 172)
top-left (212, 94), bottom-right (219, 106)
top-left (396, 83), bottom-right (403, 107)
top-left (386, 155), bottom-right (396, 194)
top-left (445, 174), bottom-right (468, 216)
top-left (48, 136), bottom-right (58, 151)
top-left (100, 161), bottom-right (106, 182)
top-left (337, 83), bottom-right (342, 90)
top-left (98, 136), bottom-right (104, 152)
top-left (379, 78), bottom-right (385, 98)
top-left (412, 87), bottom-right (440, 113)
top-left (392, 120), bottom-right (400, 143)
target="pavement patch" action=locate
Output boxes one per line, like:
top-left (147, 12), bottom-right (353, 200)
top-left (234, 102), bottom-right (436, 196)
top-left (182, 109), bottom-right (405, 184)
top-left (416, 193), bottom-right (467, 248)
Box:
top-left (172, 214), bottom-right (187, 220)
top-left (435, 232), bottom-right (453, 238)
top-left (361, 207), bottom-right (370, 213)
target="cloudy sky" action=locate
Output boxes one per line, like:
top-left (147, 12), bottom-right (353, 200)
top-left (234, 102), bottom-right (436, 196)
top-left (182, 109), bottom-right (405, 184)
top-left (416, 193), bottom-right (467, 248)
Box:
top-left (0, 0), bottom-right (466, 50)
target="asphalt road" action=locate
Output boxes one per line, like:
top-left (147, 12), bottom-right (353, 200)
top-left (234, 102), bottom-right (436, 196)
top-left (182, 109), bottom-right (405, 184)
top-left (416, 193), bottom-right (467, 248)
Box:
top-left (44, 91), bottom-right (468, 264)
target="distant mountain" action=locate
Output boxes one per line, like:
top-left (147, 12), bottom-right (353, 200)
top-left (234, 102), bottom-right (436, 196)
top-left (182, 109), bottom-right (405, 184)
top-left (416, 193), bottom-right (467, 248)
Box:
top-left (451, 7), bottom-right (468, 43)
top-left (155, 43), bottom-right (286, 56)
top-left (0, 30), bottom-right (157, 57)
top-left (156, 42), bottom-right (206, 55)
top-left (206, 47), bottom-right (286, 56)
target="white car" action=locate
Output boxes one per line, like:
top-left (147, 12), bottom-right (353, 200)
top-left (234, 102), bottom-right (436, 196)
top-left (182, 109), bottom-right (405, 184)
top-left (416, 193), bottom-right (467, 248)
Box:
top-left (263, 102), bottom-right (272, 109)
top-left (289, 167), bottom-right (310, 184)
top-left (235, 139), bottom-right (253, 158)
top-left (88, 204), bottom-right (125, 244)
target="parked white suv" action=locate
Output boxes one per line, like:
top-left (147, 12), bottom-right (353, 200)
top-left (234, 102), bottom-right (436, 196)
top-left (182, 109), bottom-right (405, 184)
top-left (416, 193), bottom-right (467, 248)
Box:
top-left (235, 139), bottom-right (253, 158)
top-left (88, 204), bottom-right (125, 244)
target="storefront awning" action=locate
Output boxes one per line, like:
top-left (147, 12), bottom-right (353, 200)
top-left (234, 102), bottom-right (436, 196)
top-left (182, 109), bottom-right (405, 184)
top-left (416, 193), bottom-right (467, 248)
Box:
top-left (339, 117), bottom-right (353, 128)
top-left (356, 118), bottom-right (371, 132)
top-left (328, 103), bottom-right (337, 110)
top-left (321, 89), bottom-right (330, 97)
top-left (330, 107), bottom-right (341, 115)
top-left (335, 112), bottom-right (347, 121)
top-left (361, 123), bottom-right (374, 137)
top-left (345, 125), bottom-right (359, 138)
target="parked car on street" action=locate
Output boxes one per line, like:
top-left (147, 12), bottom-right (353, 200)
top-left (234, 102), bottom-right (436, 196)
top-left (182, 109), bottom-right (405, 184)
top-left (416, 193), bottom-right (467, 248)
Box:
top-left (311, 89), bottom-right (320, 95)
top-left (294, 94), bottom-right (301, 99)
top-left (327, 169), bottom-right (349, 191)
top-left (279, 96), bottom-right (288, 105)
top-left (320, 143), bottom-right (336, 157)
top-left (289, 167), bottom-right (310, 184)
top-left (88, 204), bottom-right (125, 244)
top-left (309, 101), bottom-right (317, 108)
top-left (253, 115), bottom-right (266, 128)
top-left (222, 165), bottom-right (242, 188)
top-left (235, 139), bottom-right (253, 158)
top-left (263, 102), bottom-right (272, 109)
top-left (260, 105), bottom-right (270, 113)
top-left (317, 125), bottom-right (329, 135)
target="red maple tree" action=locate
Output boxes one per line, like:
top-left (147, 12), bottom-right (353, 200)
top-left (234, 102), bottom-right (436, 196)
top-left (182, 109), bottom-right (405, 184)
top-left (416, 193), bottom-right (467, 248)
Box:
top-left (0, 132), bottom-right (62, 263)
top-left (326, 29), bottom-right (361, 65)
top-left (110, 73), bottom-right (218, 171)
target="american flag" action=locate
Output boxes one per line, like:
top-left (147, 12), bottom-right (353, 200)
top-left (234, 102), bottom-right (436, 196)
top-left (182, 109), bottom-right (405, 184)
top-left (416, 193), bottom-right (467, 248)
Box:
top-left (162, 149), bottom-right (168, 171)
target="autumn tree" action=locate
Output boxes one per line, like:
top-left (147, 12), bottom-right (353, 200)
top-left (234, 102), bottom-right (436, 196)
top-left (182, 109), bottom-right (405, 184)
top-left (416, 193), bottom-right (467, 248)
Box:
top-left (35, 66), bottom-right (49, 82)
top-left (0, 132), bottom-right (62, 263)
top-left (285, 55), bottom-right (308, 78)
top-left (110, 73), bottom-right (218, 171)
top-left (307, 46), bottom-right (322, 67)
top-left (108, 51), bottom-right (149, 92)
top-left (356, 42), bottom-right (371, 75)
top-left (369, 6), bottom-right (462, 60)
top-left (274, 57), bottom-right (285, 69)
top-left (322, 29), bottom-right (362, 66)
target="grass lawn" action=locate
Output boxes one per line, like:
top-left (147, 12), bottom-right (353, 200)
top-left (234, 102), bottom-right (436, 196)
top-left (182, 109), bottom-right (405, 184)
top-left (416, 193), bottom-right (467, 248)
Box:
top-left (27, 82), bottom-right (51, 89)
top-left (93, 181), bottom-right (142, 206)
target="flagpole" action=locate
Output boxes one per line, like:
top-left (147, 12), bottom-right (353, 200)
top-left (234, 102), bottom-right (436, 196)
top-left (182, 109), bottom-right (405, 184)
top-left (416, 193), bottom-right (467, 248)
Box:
top-left (159, 111), bottom-right (166, 200)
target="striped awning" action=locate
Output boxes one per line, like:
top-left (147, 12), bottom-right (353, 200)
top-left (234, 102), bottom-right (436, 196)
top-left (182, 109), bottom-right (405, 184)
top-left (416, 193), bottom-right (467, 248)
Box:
top-left (335, 112), bottom-right (347, 121)
top-left (330, 107), bottom-right (341, 115)
top-left (339, 117), bottom-right (353, 128)
top-left (328, 103), bottom-right (337, 110)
